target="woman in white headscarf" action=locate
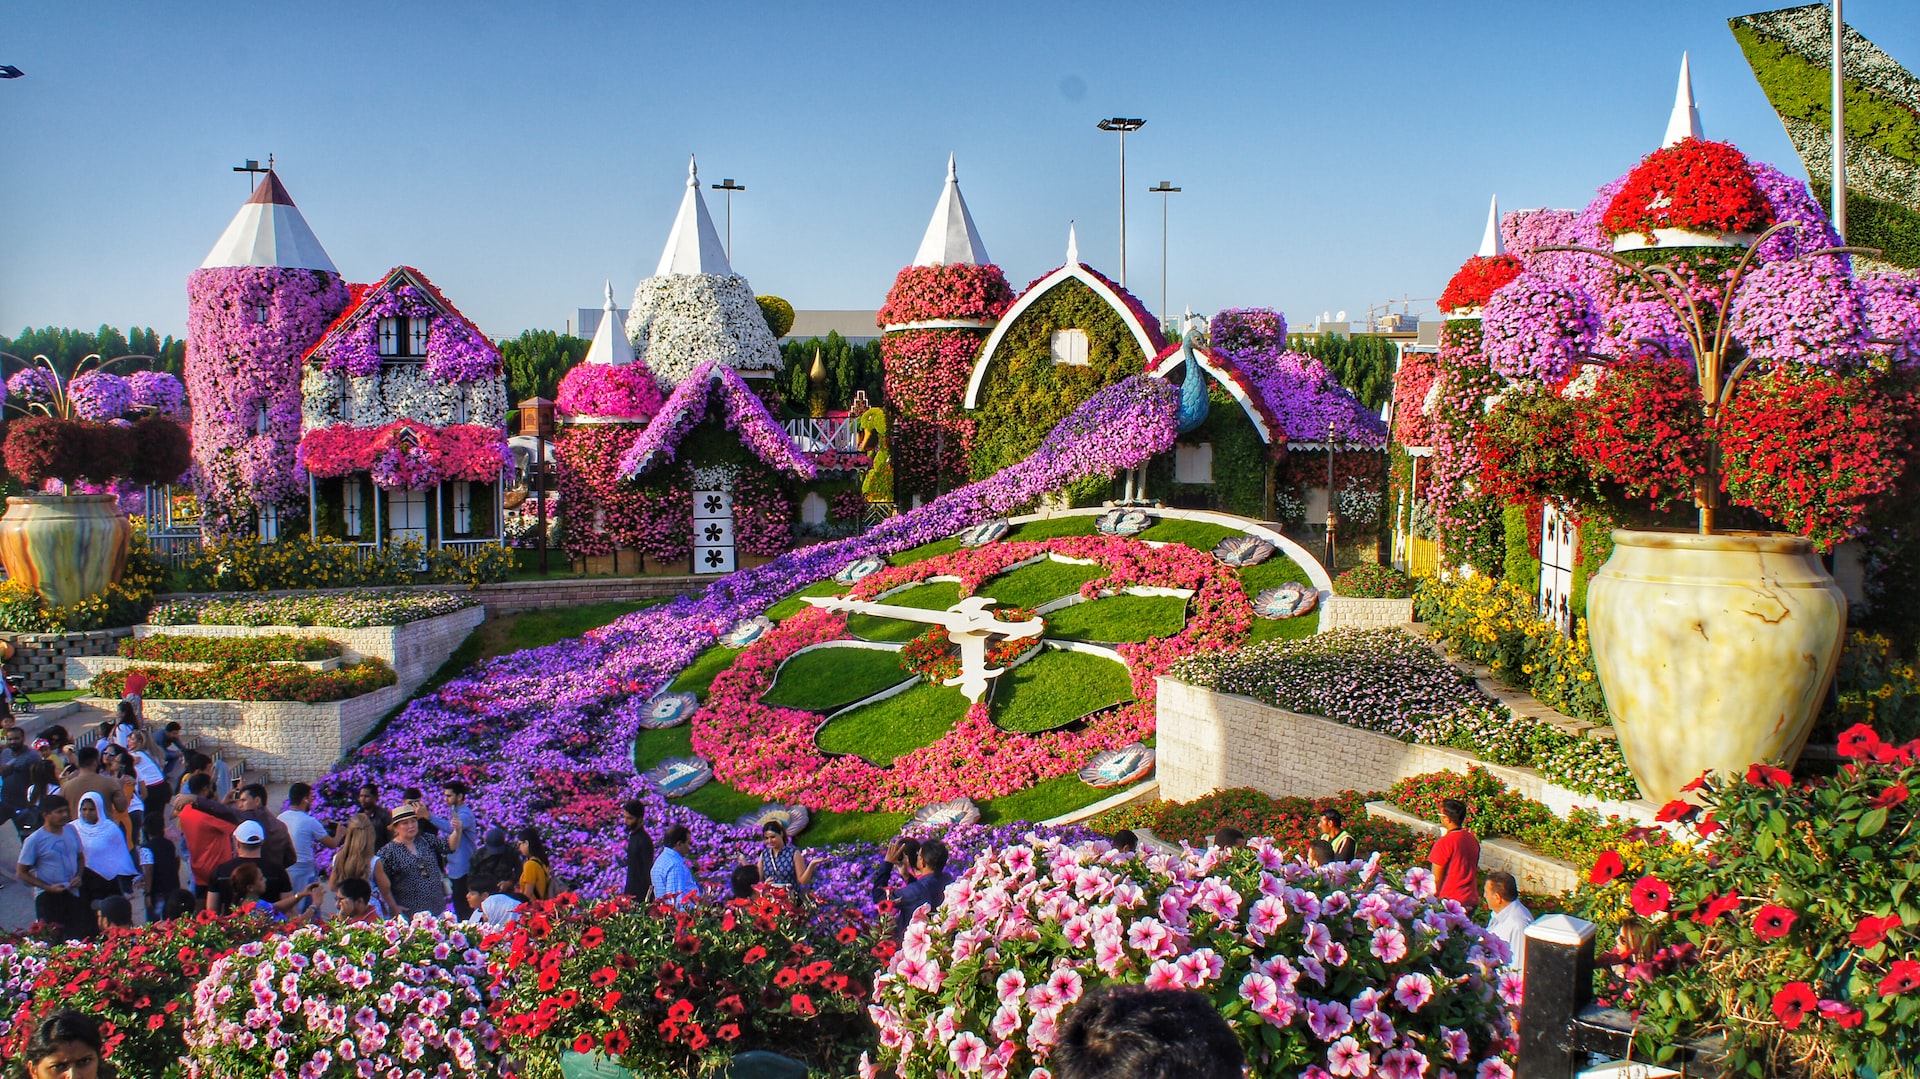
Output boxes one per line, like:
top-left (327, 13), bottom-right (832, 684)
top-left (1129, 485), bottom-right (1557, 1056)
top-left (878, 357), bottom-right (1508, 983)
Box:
top-left (74, 791), bottom-right (137, 905)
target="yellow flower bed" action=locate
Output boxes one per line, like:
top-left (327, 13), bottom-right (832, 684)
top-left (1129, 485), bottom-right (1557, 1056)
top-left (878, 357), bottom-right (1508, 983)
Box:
top-left (1414, 574), bottom-right (1610, 723)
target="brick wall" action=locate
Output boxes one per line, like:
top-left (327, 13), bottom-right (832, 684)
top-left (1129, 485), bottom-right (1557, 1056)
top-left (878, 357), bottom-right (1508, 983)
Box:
top-left (2, 628), bottom-right (135, 693)
top-left (1319, 596), bottom-right (1414, 632)
top-left (1154, 676), bottom-right (1656, 825)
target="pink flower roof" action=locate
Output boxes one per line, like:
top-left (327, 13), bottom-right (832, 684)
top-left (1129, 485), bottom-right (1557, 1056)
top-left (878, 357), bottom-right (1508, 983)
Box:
top-left (302, 266), bottom-right (498, 369)
top-left (618, 362), bottom-right (815, 480)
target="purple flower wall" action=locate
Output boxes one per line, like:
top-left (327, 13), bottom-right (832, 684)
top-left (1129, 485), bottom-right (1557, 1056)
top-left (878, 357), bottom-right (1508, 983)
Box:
top-left (187, 266), bottom-right (349, 537)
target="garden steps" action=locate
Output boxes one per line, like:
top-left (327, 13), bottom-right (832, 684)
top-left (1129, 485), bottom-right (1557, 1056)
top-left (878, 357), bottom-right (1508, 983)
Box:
top-left (1400, 624), bottom-right (1607, 742)
top-left (1364, 800), bottom-right (1581, 894)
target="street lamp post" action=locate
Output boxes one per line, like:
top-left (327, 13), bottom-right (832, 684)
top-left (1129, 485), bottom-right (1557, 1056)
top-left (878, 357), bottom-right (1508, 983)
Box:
top-left (1325, 420), bottom-right (1339, 572)
top-left (1097, 118), bottom-right (1145, 287)
top-left (1148, 180), bottom-right (1181, 329)
top-left (1832, 0), bottom-right (1847, 241)
top-left (711, 177), bottom-right (746, 261)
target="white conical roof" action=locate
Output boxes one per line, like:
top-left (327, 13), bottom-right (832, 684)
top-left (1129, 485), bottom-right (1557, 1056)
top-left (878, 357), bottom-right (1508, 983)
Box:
top-left (1066, 221), bottom-right (1080, 266)
top-left (582, 281), bottom-right (636, 366)
top-left (911, 154), bottom-right (991, 266)
top-left (1478, 194), bottom-right (1505, 257)
top-left (1663, 52), bottom-right (1704, 147)
top-left (199, 170), bottom-right (338, 273)
top-left (655, 156), bottom-right (733, 277)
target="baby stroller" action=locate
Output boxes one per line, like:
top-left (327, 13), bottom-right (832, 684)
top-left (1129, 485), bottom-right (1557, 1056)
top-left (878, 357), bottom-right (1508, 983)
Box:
top-left (4, 672), bottom-right (32, 716)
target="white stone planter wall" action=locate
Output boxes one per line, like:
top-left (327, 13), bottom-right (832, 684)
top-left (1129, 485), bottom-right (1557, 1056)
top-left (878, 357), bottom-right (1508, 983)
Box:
top-left (1319, 595), bottom-right (1414, 631)
top-left (133, 605), bottom-right (485, 698)
top-left (1365, 800), bottom-right (1580, 894)
top-left (143, 684), bottom-right (407, 781)
top-left (1154, 676), bottom-right (1656, 825)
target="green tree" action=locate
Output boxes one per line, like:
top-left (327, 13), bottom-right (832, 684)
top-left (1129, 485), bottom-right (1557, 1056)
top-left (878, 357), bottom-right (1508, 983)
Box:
top-left (1286, 332), bottom-right (1397, 410)
top-left (0, 325), bottom-right (187, 377)
top-left (777, 332), bottom-right (884, 414)
top-left (498, 329), bottom-right (591, 403)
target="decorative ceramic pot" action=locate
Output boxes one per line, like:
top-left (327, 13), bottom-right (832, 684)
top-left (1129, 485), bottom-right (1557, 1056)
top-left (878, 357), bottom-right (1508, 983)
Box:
top-left (1587, 529), bottom-right (1845, 802)
top-left (0, 495), bottom-right (130, 608)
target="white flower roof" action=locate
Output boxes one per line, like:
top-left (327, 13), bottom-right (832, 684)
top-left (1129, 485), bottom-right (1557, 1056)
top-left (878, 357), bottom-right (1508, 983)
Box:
top-left (200, 170), bottom-right (338, 274)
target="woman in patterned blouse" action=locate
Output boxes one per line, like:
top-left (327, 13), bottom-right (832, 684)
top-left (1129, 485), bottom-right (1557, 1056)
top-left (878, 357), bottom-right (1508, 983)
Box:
top-left (373, 805), bottom-right (461, 918)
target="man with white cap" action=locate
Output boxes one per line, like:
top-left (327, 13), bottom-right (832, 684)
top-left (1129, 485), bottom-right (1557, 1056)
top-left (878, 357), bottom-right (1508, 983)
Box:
top-left (208, 818), bottom-right (311, 916)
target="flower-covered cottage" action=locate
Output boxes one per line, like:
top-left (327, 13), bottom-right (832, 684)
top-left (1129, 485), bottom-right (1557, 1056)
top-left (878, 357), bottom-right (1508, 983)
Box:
top-left (296, 266), bottom-right (510, 552)
top-left (552, 158), bottom-right (816, 574)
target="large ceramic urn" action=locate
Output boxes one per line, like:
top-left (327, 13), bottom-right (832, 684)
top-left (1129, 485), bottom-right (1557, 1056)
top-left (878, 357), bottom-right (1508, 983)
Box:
top-left (1587, 530), bottom-right (1845, 803)
top-left (0, 494), bottom-right (131, 608)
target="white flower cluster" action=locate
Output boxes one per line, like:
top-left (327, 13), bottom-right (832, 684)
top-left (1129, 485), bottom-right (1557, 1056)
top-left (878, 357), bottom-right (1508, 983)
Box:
top-left (690, 463), bottom-right (740, 491)
top-left (302, 366), bottom-right (508, 430)
top-left (625, 272), bottom-right (781, 389)
top-left (1337, 475), bottom-right (1383, 526)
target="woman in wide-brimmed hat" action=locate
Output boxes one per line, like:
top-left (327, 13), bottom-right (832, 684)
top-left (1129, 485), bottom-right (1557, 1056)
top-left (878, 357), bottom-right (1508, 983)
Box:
top-left (372, 804), bottom-right (460, 919)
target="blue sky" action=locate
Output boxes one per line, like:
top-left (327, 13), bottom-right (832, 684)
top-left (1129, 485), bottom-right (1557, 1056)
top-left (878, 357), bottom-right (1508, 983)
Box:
top-left (2, 1), bottom-right (1914, 340)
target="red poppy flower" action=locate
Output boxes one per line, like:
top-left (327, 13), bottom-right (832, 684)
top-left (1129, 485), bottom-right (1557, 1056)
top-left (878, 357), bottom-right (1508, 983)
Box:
top-left (1837, 724), bottom-right (1882, 759)
top-left (1589, 851), bottom-right (1627, 887)
top-left (1630, 876), bottom-right (1672, 917)
top-left (721, 911), bottom-right (737, 932)
top-left (600, 991), bottom-right (622, 1012)
top-left (667, 998), bottom-right (695, 1023)
top-left (145, 1014), bottom-right (165, 1032)
top-left (555, 989), bottom-right (580, 1010)
top-left (1851, 914), bottom-right (1903, 949)
top-left (823, 973), bottom-right (851, 994)
top-left (657, 1019), bottom-right (680, 1041)
top-left (657, 962), bottom-right (685, 986)
top-left (1821, 1001), bottom-right (1865, 1029)
top-left (1747, 764), bottom-right (1793, 787)
top-left (603, 1027), bottom-right (630, 1056)
top-left (580, 926), bottom-right (605, 949)
top-left (1695, 814), bottom-right (1722, 838)
top-left (686, 1025), bottom-right (710, 1051)
top-left (836, 925), bottom-right (859, 944)
top-left (1655, 799), bottom-right (1697, 823)
top-left (717, 1022), bottom-right (741, 1042)
top-left (1692, 891), bottom-right (1740, 925)
top-left (1771, 982), bottom-right (1817, 1030)
top-left (590, 967), bottom-right (617, 989)
top-left (741, 946), bottom-right (767, 965)
top-left (801, 960), bottom-right (833, 983)
top-left (538, 967), bottom-right (562, 992)
top-left (674, 935), bottom-right (701, 956)
top-left (1681, 772), bottom-right (1711, 793)
top-left (1752, 905), bottom-right (1797, 941)
top-left (773, 967), bottom-right (800, 989)
top-left (791, 993), bottom-right (816, 1017)
top-left (1879, 959), bottom-right (1920, 997)
top-left (1873, 783), bottom-right (1910, 809)
top-left (717, 994), bottom-right (746, 1017)
top-left (573, 1033), bottom-right (596, 1054)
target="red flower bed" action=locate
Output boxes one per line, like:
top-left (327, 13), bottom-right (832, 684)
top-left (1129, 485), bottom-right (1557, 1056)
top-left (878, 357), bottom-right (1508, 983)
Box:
top-left (90, 658), bottom-right (397, 703)
top-left (1601, 138), bottom-right (1774, 241)
top-left (1438, 255), bottom-right (1522, 314)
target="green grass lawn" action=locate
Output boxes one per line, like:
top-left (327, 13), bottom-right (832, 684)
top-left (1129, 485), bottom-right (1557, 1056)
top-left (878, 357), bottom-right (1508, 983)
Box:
top-left (669, 644), bottom-right (747, 701)
top-left (979, 559), bottom-right (1106, 609)
top-left (763, 579), bottom-right (847, 622)
top-left (1245, 609), bottom-right (1321, 643)
top-left (992, 648), bottom-right (1134, 733)
top-left (1136, 518), bottom-right (1244, 549)
top-left (1235, 554), bottom-right (1322, 641)
top-left (1006, 515), bottom-right (1102, 541)
top-left (846, 582), bottom-right (961, 641)
top-left (1044, 594), bottom-right (1187, 643)
top-left (888, 536), bottom-right (961, 566)
top-left (26, 688), bottom-right (86, 705)
top-left (762, 646), bottom-right (912, 713)
top-left (815, 680), bottom-right (970, 764)
top-left (978, 772), bottom-right (1112, 827)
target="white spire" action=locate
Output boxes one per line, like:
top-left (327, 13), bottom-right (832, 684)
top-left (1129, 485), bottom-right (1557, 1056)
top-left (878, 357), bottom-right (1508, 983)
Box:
top-left (200, 170), bottom-right (338, 274)
top-left (583, 280), bottom-right (635, 366)
top-left (1477, 194), bottom-right (1505, 258)
top-left (654, 155), bottom-right (733, 277)
top-left (1663, 52), bottom-right (1704, 147)
top-left (1066, 220), bottom-right (1080, 266)
top-left (911, 154), bottom-right (991, 266)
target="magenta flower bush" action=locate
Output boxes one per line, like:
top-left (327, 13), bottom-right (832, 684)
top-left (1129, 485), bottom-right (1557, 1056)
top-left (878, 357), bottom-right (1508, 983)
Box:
top-left (1724, 255), bottom-right (1868, 368)
top-left (67, 370), bottom-right (132, 420)
top-left (1482, 273), bottom-right (1600, 382)
top-left (619, 361), bottom-right (814, 480)
top-left (1861, 272), bottom-right (1920, 369)
top-left (863, 835), bottom-right (1517, 1079)
top-left (187, 266), bottom-right (350, 537)
top-left (315, 279), bottom-right (501, 382)
top-left (554, 362), bottom-right (664, 420)
top-left (314, 376), bottom-right (1181, 902)
top-left (1212, 308), bottom-right (1289, 361)
top-left (127, 370), bottom-right (187, 415)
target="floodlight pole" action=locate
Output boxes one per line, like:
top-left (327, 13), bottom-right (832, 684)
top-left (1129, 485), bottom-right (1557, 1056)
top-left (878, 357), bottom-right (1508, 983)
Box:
top-left (1832, 0), bottom-right (1847, 241)
top-left (1098, 118), bottom-right (1145, 286)
top-left (234, 155), bottom-right (272, 192)
top-left (712, 178), bottom-right (746, 260)
top-left (1149, 181), bottom-right (1181, 329)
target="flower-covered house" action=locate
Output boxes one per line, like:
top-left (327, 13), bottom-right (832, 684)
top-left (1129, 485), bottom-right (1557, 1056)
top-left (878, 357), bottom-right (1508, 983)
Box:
top-left (296, 266), bottom-right (510, 552)
top-left (961, 225), bottom-right (1165, 498)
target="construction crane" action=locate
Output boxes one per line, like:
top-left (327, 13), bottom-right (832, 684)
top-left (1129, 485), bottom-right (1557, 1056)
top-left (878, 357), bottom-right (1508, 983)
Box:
top-left (1365, 295), bottom-right (1434, 332)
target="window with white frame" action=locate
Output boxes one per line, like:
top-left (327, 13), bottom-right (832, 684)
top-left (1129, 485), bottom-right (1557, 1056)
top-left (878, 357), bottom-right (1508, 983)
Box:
top-left (343, 480), bottom-right (363, 537)
top-left (451, 480), bottom-right (472, 535)
top-left (257, 503), bottom-right (279, 543)
top-left (1173, 442), bottom-right (1214, 484)
top-left (335, 377), bottom-right (352, 422)
top-left (253, 404), bottom-right (269, 434)
top-left (386, 488), bottom-right (428, 545)
top-left (377, 316), bottom-right (431, 358)
top-left (409, 316), bottom-right (430, 357)
top-left (378, 317), bottom-right (400, 356)
top-left (1050, 328), bottom-right (1090, 366)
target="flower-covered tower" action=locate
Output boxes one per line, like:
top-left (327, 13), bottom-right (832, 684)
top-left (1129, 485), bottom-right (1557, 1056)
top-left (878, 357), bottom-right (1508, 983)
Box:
top-left (624, 157), bottom-right (783, 391)
top-left (186, 170), bottom-right (349, 538)
top-left (878, 155), bottom-right (1014, 505)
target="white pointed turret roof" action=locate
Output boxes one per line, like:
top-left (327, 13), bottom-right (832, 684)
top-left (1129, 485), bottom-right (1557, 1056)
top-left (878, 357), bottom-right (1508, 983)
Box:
top-left (583, 281), bottom-right (636, 366)
top-left (1663, 52), bottom-right (1704, 147)
top-left (1066, 221), bottom-right (1080, 266)
top-left (1478, 195), bottom-right (1505, 257)
top-left (655, 156), bottom-right (733, 277)
top-left (200, 170), bottom-right (338, 273)
top-left (911, 154), bottom-right (991, 266)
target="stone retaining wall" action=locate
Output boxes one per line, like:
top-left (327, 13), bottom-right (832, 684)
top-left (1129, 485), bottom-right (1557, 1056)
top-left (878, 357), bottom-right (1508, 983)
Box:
top-left (133, 605), bottom-right (485, 698)
top-left (157, 577), bottom-right (707, 619)
top-left (1, 628), bottom-right (135, 693)
top-left (1154, 676), bottom-right (1656, 825)
top-left (68, 654), bottom-right (342, 688)
top-left (1319, 596), bottom-right (1414, 632)
top-left (1365, 800), bottom-right (1581, 894)
top-left (142, 684), bottom-right (406, 781)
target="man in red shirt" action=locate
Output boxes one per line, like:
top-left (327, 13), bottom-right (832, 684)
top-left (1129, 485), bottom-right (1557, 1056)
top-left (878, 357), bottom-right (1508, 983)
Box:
top-left (177, 773), bottom-right (237, 905)
top-left (1427, 798), bottom-right (1481, 910)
